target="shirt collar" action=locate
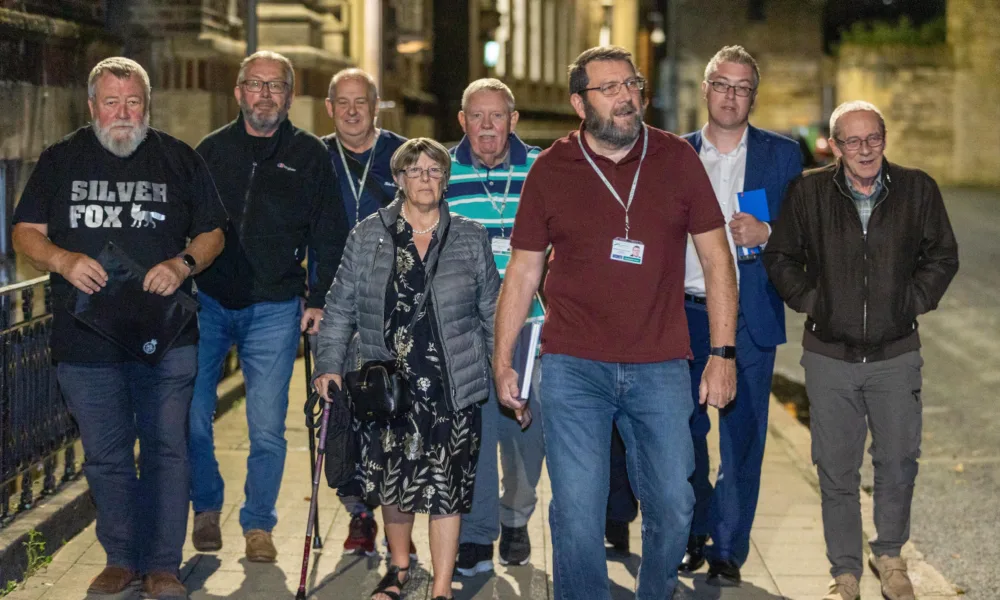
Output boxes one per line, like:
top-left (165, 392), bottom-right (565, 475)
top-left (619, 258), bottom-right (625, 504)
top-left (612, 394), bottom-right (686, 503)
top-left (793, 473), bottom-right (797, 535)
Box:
top-left (700, 125), bottom-right (748, 157)
top-left (470, 145), bottom-right (511, 170)
top-left (455, 133), bottom-right (528, 168)
top-left (845, 168), bottom-right (883, 201)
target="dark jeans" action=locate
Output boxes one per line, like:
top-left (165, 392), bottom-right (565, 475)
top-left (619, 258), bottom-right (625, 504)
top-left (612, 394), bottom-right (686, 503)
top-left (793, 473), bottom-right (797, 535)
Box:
top-left (802, 350), bottom-right (923, 580)
top-left (57, 346), bottom-right (196, 574)
top-left (607, 423), bottom-right (638, 524)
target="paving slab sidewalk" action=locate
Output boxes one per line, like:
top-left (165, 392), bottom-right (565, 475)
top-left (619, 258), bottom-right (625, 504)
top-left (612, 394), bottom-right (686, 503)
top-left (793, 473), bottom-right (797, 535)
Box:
top-left (5, 357), bottom-right (957, 599)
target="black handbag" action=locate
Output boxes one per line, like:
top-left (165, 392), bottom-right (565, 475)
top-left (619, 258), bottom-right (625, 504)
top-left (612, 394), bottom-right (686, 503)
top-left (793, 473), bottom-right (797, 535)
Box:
top-left (345, 231), bottom-right (444, 422)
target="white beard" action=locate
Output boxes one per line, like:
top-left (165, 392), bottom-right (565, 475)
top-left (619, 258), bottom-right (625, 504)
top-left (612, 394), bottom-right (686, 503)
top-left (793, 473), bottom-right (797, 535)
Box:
top-left (92, 113), bottom-right (150, 158)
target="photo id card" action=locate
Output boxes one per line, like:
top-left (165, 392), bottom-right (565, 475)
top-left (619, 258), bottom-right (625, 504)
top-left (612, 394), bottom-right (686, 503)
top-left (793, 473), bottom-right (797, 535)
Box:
top-left (491, 237), bottom-right (512, 255)
top-left (610, 238), bottom-right (644, 265)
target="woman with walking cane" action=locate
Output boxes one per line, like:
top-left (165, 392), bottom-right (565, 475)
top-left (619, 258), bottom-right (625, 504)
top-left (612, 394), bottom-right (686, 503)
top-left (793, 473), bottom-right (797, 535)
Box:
top-left (312, 137), bottom-right (500, 600)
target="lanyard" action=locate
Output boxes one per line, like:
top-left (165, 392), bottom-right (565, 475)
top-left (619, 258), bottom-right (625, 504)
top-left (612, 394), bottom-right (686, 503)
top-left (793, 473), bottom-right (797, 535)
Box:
top-left (335, 130), bottom-right (379, 225)
top-left (577, 125), bottom-right (648, 240)
top-left (471, 163), bottom-right (515, 236)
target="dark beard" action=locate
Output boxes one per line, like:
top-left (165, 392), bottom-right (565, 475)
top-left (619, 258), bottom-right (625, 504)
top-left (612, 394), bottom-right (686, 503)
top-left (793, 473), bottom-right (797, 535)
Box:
top-left (583, 101), bottom-right (643, 148)
top-left (240, 96), bottom-right (289, 133)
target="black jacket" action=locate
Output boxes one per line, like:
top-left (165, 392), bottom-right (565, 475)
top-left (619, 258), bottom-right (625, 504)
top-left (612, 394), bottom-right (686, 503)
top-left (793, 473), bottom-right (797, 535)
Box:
top-left (194, 114), bottom-right (348, 309)
top-left (763, 159), bottom-right (958, 362)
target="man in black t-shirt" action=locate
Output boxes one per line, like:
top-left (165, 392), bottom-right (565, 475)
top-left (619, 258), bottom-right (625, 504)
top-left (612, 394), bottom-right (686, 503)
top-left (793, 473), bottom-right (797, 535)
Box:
top-left (12, 57), bottom-right (224, 599)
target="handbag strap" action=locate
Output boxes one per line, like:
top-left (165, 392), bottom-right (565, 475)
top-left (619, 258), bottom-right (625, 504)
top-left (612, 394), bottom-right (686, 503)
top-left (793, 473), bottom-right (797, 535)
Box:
top-left (401, 222), bottom-right (449, 340)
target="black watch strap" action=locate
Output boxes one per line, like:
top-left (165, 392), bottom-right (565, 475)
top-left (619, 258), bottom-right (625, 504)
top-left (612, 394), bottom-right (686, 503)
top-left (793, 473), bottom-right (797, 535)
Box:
top-left (180, 253), bottom-right (196, 272)
top-left (709, 345), bottom-right (736, 359)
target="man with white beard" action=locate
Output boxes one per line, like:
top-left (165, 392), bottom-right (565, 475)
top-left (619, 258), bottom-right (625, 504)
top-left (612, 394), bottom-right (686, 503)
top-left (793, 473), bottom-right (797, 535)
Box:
top-left (187, 51), bottom-right (349, 562)
top-left (12, 57), bottom-right (225, 599)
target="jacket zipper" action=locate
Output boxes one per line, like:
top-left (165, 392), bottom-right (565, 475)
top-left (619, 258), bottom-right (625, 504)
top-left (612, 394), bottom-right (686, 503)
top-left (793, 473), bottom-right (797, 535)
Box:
top-left (239, 161), bottom-right (258, 240)
top-left (833, 171), bottom-right (890, 363)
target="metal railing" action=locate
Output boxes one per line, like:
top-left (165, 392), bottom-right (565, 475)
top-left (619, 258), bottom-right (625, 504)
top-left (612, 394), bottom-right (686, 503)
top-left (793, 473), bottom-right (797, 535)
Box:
top-left (0, 275), bottom-right (79, 524)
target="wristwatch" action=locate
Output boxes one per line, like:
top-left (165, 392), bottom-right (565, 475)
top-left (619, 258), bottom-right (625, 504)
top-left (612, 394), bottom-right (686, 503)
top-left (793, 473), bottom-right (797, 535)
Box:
top-left (709, 346), bottom-right (736, 359)
top-left (179, 253), bottom-right (196, 273)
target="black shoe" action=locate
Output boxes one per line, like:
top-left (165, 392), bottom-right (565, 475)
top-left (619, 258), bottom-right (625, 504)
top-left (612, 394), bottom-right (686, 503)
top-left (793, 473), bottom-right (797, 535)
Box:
top-left (678, 534), bottom-right (708, 573)
top-left (707, 559), bottom-right (741, 586)
top-left (455, 542), bottom-right (493, 577)
top-left (604, 519), bottom-right (630, 555)
top-left (499, 525), bottom-right (531, 566)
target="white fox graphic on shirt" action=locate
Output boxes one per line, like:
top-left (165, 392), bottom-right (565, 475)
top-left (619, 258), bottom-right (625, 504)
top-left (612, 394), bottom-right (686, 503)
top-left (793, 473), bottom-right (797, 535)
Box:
top-left (130, 203), bottom-right (166, 228)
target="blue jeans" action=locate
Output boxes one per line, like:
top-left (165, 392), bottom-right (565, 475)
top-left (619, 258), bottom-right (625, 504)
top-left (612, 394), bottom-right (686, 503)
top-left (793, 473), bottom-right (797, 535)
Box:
top-left (188, 292), bottom-right (301, 533)
top-left (462, 324), bottom-right (545, 544)
top-left (540, 354), bottom-right (694, 600)
top-left (57, 346), bottom-right (196, 574)
top-left (687, 301), bottom-right (776, 566)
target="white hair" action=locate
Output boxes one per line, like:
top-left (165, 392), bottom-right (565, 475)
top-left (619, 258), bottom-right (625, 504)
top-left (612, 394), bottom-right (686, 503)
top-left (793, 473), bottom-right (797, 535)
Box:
top-left (829, 100), bottom-right (886, 140)
top-left (88, 57), bottom-right (151, 109)
top-left (461, 78), bottom-right (516, 114)
top-left (237, 51), bottom-right (295, 89)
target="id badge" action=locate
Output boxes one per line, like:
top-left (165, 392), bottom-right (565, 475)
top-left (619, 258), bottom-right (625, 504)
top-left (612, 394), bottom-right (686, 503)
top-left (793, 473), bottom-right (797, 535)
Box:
top-left (491, 236), bottom-right (512, 255)
top-left (610, 238), bottom-right (644, 265)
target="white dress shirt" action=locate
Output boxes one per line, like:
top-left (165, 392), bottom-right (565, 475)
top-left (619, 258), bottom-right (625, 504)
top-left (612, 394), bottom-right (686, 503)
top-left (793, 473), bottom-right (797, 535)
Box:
top-left (684, 126), bottom-right (748, 297)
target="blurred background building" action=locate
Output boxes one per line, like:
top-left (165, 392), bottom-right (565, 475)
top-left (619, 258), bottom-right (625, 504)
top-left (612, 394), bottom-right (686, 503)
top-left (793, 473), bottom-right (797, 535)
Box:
top-left (1, 0), bottom-right (998, 268)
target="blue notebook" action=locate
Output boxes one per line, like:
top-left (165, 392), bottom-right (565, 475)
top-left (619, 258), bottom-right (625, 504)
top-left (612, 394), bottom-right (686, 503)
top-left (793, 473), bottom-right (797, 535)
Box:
top-left (736, 188), bottom-right (769, 259)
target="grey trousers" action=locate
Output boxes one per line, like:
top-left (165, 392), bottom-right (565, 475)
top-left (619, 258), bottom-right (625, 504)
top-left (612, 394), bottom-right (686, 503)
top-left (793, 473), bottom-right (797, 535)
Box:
top-left (461, 331), bottom-right (546, 544)
top-left (802, 350), bottom-right (923, 580)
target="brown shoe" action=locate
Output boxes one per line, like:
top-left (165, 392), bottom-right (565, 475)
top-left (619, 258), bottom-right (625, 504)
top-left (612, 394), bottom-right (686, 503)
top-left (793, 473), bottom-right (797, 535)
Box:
top-left (192, 511), bottom-right (223, 552)
top-left (142, 571), bottom-right (188, 599)
top-left (869, 554), bottom-right (916, 600)
top-left (823, 573), bottom-right (860, 600)
top-left (87, 566), bottom-right (138, 594)
top-left (245, 529), bottom-right (277, 563)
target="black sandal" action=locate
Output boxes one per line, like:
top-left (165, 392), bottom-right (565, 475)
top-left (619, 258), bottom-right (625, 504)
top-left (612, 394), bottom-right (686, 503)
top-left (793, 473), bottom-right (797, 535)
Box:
top-left (371, 565), bottom-right (409, 600)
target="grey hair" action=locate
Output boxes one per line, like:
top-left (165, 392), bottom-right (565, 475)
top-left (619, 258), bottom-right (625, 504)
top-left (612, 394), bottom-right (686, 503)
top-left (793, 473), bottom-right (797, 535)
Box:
top-left (829, 100), bottom-right (886, 140)
top-left (328, 68), bottom-right (378, 104)
top-left (390, 138), bottom-right (453, 184)
top-left (461, 78), bottom-right (516, 114)
top-left (88, 57), bottom-right (151, 108)
top-left (568, 46), bottom-right (640, 96)
top-left (704, 45), bottom-right (760, 89)
top-left (237, 51), bottom-right (295, 90)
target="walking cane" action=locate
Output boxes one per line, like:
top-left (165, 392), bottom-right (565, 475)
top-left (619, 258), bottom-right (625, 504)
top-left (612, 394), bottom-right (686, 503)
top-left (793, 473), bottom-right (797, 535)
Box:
top-left (296, 383), bottom-right (335, 600)
top-left (302, 333), bottom-right (323, 549)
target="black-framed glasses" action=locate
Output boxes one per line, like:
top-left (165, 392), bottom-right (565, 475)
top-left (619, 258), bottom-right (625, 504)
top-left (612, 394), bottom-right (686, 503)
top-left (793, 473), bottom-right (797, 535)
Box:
top-left (578, 77), bottom-right (646, 97)
top-left (401, 166), bottom-right (445, 180)
top-left (834, 133), bottom-right (885, 152)
top-left (240, 79), bottom-right (289, 94)
top-left (706, 80), bottom-right (755, 97)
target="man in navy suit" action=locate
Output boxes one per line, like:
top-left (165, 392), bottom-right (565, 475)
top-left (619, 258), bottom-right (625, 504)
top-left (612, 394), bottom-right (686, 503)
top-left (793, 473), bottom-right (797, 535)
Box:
top-left (678, 46), bottom-right (802, 585)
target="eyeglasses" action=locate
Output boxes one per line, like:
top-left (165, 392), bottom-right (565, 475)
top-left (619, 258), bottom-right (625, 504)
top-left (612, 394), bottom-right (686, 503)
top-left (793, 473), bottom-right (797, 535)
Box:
top-left (578, 77), bottom-right (646, 97)
top-left (706, 80), bottom-right (756, 97)
top-left (401, 166), bottom-right (445, 179)
top-left (834, 133), bottom-right (885, 152)
top-left (240, 80), bottom-right (289, 94)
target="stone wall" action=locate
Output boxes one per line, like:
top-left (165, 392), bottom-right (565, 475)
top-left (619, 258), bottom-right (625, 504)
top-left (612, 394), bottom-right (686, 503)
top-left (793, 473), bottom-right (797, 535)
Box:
top-left (948, 0), bottom-right (1000, 185)
top-left (836, 45), bottom-right (955, 182)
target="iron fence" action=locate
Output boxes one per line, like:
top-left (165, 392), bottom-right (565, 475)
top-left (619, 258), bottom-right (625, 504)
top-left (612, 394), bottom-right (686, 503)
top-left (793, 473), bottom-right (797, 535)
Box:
top-left (0, 275), bottom-right (79, 524)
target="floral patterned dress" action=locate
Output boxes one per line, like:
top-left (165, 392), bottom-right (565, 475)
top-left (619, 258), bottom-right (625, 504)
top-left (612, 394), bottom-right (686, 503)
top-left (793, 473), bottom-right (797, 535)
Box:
top-left (356, 215), bottom-right (483, 515)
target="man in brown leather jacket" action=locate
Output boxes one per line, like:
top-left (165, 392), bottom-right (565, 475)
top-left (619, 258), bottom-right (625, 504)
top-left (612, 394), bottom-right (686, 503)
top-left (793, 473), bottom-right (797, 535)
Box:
top-left (763, 100), bottom-right (958, 600)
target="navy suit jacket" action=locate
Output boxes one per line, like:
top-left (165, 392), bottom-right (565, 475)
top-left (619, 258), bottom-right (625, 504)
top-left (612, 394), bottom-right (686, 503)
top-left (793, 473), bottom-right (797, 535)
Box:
top-left (683, 125), bottom-right (802, 348)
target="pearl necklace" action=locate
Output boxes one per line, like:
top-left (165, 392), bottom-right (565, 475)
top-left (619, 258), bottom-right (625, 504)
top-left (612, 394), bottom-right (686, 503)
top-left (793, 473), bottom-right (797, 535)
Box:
top-left (403, 203), bottom-right (439, 235)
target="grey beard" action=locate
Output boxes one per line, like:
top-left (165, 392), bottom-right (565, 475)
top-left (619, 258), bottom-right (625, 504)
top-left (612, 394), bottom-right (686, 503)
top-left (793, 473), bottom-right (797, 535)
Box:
top-left (92, 113), bottom-right (149, 158)
top-left (241, 99), bottom-right (289, 133)
top-left (584, 103), bottom-right (643, 149)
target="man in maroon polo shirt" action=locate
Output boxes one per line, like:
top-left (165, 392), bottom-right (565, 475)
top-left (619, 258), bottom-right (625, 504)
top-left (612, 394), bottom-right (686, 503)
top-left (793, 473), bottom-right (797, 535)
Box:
top-left (493, 46), bottom-right (739, 600)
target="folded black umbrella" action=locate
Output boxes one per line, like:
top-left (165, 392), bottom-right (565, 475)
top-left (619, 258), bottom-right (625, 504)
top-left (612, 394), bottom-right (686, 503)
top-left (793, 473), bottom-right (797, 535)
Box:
top-left (317, 385), bottom-right (358, 489)
top-left (70, 241), bottom-right (198, 366)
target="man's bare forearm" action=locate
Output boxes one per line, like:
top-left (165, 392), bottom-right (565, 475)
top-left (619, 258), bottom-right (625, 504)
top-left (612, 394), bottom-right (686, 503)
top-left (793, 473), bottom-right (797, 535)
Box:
top-left (494, 249), bottom-right (545, 369)
top-left (12, 224), bottom-right (68, 274)
top-left (704, 260), bottom-right (738, 346)
top-left (183, 228), bottom-right (224, 275)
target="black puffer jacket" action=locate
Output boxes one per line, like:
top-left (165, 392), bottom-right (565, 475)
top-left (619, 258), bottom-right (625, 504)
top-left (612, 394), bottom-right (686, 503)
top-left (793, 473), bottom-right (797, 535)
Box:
top-left (763, 159), bottom-right (958, 363)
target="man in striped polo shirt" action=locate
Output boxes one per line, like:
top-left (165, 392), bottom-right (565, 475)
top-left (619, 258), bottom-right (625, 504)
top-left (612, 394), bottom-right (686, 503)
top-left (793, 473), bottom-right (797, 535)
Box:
top-left (445, 78), bottom-right (546, 574)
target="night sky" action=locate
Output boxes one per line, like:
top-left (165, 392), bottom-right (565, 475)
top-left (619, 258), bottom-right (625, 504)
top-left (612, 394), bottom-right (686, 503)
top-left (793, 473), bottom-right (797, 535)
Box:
top-left (823, 0), bottom-right (947, 51)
